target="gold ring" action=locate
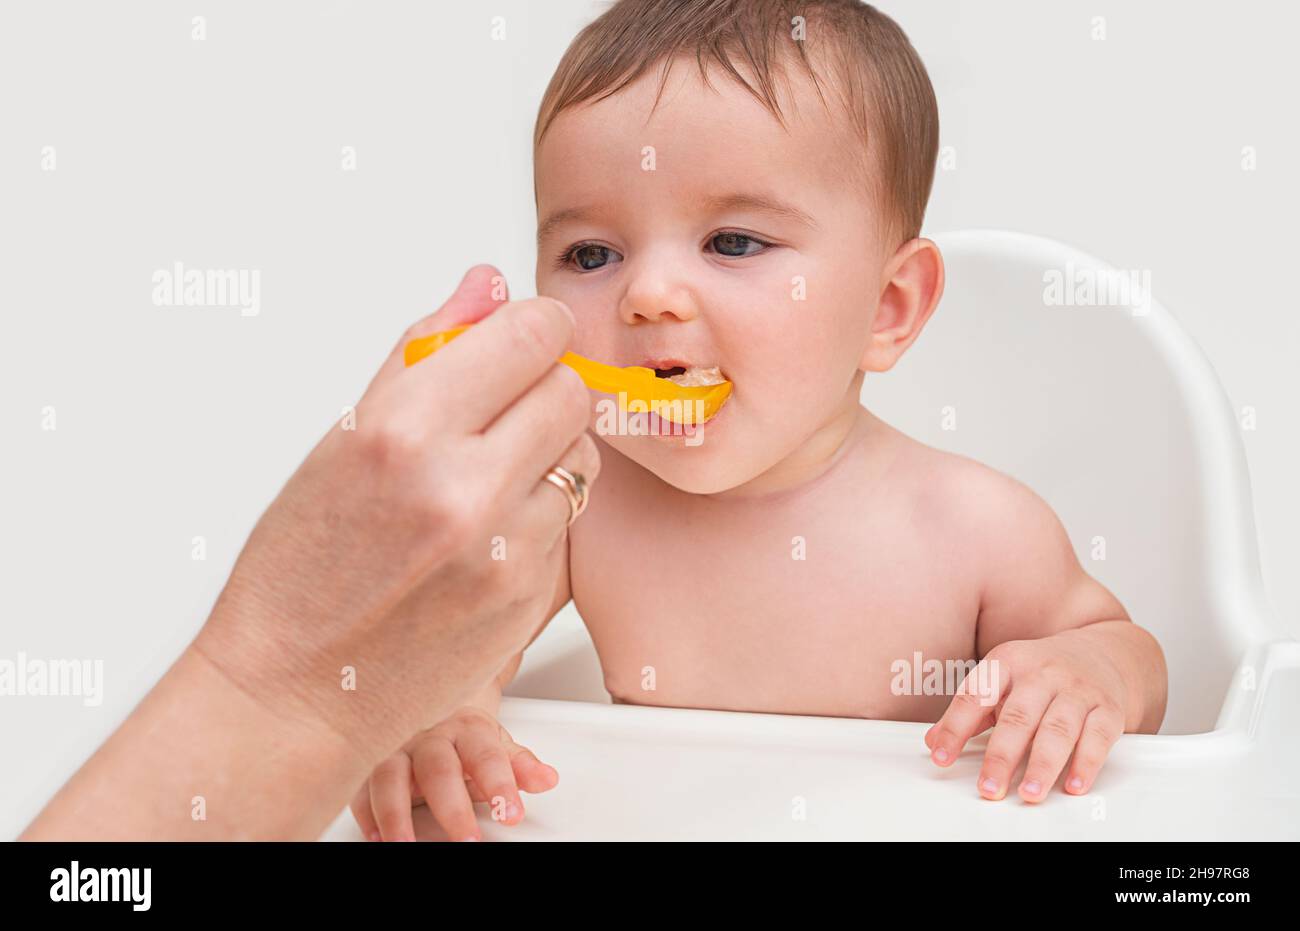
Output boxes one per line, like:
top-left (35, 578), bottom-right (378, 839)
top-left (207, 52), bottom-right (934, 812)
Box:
top-left (543, 465), bottom-right (589, 526)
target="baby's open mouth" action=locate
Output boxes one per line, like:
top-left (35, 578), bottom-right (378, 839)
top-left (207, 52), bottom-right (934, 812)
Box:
top-left (626, 357), bottom-right (732, 427)
top-left (650, 364), bottom-right (727, 387)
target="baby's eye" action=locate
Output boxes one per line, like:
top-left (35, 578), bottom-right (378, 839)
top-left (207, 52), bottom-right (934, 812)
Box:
top-left (708, 232), bottom-right (770, 258)
top-left (563, 243), bottom-right (622, 271)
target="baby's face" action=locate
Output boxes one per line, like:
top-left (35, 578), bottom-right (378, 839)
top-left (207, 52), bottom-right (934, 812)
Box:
top-left (535, 58), bottom-right (890, 495)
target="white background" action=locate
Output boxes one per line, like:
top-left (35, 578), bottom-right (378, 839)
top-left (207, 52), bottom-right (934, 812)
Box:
top-left (1, 0), bottom-right (1296, 837)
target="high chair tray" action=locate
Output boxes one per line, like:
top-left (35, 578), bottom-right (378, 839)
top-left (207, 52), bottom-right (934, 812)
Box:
top-left (320, 640), bottom-right (1300, 841)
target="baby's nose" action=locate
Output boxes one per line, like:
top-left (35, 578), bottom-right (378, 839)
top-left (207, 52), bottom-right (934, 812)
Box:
top-left (618, 276), bottom-right (700, 325)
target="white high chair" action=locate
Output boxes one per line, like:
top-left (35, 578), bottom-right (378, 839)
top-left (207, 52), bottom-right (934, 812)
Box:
top-left (866, 228), bottom-right (1283, 737)
top-left (327, 229), bottom-right (1300, 841)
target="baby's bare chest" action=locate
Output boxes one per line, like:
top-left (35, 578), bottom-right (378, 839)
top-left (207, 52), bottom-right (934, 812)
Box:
top-left (569, 504), bottom-right (979, 721)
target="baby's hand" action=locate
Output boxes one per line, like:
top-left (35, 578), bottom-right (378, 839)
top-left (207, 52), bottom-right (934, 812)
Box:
top-left (349, 706), bottom-right (558, 841)
top-left (924, 632), bottom-right (1133, 803)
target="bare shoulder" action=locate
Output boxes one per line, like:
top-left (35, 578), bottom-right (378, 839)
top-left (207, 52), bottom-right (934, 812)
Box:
top-left (875, 422), bottom-right (1056, 544)
top-left (873, 422), bottom-right (1091, 598)
top-left (873, 421), bottom-right (1129, 644)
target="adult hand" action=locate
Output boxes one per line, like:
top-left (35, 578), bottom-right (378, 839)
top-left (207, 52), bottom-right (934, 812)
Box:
top-left (196, 264), bottom-right (599, 761)
top-left (23, 265), bottom-right (599, 839)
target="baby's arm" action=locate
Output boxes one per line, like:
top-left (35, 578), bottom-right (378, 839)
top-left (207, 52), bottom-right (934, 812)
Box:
top-left (350, 549), bottom-right (573, 841)
top-left (924, 466), bottom-right (1167, 802)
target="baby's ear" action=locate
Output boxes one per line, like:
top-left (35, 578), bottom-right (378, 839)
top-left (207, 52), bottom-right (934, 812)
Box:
top-left (860, 239), bottom-right (945, 373)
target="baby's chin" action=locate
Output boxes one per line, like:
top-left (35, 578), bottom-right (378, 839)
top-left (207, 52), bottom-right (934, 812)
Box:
top-left (593, 428), bottom-right (766, 496)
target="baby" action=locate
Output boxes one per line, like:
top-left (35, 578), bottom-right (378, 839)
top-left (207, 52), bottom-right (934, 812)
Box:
top-left (352, 0), bottom-right (1167, 841)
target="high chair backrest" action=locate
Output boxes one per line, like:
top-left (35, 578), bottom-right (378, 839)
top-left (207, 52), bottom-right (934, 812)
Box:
top-left (863, 229), bottom-right (1275, 733)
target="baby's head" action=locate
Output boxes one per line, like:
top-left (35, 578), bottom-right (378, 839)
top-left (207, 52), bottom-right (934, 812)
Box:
top-left (533, 0), bottom-right (943, 495)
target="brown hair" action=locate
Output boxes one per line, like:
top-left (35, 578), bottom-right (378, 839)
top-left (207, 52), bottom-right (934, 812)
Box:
top-left (534, 0), bottom-right (940, 244)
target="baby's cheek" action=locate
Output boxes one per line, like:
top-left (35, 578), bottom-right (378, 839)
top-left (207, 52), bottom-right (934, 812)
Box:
top-left (569, 320), bottom-right (619, 367)
top-left (767, 337), bottom-right (856, 419)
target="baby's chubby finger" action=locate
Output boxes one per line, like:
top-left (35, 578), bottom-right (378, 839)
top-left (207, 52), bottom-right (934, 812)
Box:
top-left (1063, 705), bottom-right (1125, 796)
top-left (926, 696), bottom-right (992, 766)
top-left (349, 782), bottom-right (381, 842)
top-left (368, 752), bottom-right (417, 841)
top-left (452, 713), bottom-right (526, 826)
top-left (1017, 695), bottom-right (1088, 803)
top-left (925, 656), bottom-right (1007, 766)
top-left (977, 686), bottom-right (1052, 801)
top-left (493, 721), bottom-right (559, 794)
top-left (410, 735), bottom-right (480, 842)
top-left (509, 746), bottom-right (559, 795)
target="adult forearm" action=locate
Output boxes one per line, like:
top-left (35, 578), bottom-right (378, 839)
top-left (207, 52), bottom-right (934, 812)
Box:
top-left (21, 646), bottom-right (368, 841)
